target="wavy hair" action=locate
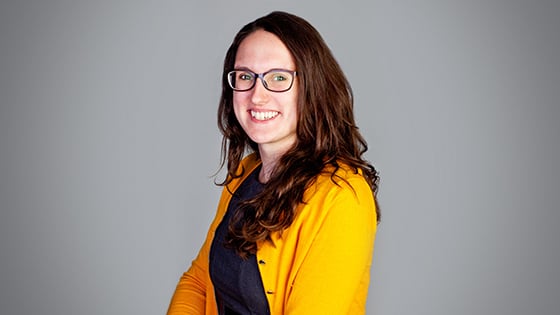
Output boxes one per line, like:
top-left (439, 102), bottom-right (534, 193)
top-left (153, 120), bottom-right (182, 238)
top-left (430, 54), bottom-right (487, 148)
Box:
top-left (217, 11), bottom-right (380, 258)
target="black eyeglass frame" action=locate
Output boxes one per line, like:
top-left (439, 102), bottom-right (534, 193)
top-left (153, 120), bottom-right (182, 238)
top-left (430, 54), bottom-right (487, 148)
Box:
top-left (227, 68), bottom-right (298, 93)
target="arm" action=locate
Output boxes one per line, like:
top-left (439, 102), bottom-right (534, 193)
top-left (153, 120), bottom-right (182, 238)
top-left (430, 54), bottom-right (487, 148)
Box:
top-left (286, 178), bottom-right (377, 314)
top-left (167, 246), bottom-right (210, 314)
top-left (167, 199), bottom-right (225, 314)
top-left (167, 155), bottom-right (258, 314)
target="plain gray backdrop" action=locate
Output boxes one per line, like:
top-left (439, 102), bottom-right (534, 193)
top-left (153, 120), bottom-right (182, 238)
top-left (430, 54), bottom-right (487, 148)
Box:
top-left (1, 1), bottom-right (559, 314)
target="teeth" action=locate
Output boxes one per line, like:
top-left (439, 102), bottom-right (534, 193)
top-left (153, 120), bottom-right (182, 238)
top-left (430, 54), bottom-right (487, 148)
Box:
top-left (251, 110), bottom-right (279, 121)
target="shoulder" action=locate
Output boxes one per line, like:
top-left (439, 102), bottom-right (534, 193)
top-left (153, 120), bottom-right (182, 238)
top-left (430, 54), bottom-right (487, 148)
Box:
top-left (312, 162), bottom-right (372, 197)
top-left (302, 162), bottom-right (375, 217)
top-left (291, 162), bottom-right (376, 239)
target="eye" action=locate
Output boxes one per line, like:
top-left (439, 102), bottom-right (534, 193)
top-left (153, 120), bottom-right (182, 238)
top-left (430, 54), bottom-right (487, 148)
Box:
top-left (271, 73), bottom-right (287, 81)
top-left (238, 72), bottom-right (254, 81)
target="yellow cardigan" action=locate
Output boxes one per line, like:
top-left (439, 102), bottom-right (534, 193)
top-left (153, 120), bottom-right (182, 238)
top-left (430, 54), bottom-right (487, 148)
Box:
top-left (168, 154), bottom-right (377, 314)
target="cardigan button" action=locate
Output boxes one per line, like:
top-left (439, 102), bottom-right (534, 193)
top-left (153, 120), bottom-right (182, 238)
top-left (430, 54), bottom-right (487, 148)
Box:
top-left (266, 290), bottom-right (274, 294)
top-left (258, 260), bottom-right (266, 265)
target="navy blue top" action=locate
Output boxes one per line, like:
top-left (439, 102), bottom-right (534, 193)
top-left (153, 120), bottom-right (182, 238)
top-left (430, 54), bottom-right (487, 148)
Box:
top-left (209, 167), bottom-right (270, 315)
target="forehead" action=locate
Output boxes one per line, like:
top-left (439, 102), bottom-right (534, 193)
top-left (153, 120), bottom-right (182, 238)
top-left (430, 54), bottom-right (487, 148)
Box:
top-left (235, 30), bottom-right (295, 71)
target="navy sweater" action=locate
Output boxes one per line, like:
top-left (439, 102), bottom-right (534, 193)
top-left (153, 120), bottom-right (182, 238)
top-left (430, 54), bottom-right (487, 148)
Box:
top-left (209, 167), bottom-right (270, 315)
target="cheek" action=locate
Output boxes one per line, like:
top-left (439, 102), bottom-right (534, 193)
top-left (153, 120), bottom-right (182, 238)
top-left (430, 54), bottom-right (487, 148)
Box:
top-left (232, 92), bottom-right (248, 106)
top-left (283, 93), bottom-right (299, 116)
top-left (287, 85), bottom-right (299, 110)
top-left (232, 93), bottom-right (246, 120)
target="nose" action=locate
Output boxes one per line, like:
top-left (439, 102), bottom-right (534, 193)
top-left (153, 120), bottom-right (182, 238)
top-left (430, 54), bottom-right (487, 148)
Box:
top-left (250, 77), bottom-right (269, 105)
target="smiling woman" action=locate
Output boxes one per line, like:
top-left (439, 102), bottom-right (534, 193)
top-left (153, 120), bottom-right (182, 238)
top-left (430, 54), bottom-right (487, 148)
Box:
top-left (167, 11), bottom-right (380, 315)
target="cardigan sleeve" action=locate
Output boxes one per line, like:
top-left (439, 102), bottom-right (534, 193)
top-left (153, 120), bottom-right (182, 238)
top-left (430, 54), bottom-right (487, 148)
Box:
top-left (167, 187), bottom-right (232, 315)
top-left (285, 176), bottom-right (377, 314)
top-left (167, 267), bottom-right (205, 314)
top-left (167, 230), bottom-right (213, 314)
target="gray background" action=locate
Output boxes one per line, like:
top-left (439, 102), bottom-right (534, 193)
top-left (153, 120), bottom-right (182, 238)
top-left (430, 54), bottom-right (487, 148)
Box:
top-left (1, 0), bottom-right (559, 314)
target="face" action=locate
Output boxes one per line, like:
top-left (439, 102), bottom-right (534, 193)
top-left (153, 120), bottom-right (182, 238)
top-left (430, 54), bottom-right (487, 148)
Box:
top-left (233, 30), bottom-right (299, 157)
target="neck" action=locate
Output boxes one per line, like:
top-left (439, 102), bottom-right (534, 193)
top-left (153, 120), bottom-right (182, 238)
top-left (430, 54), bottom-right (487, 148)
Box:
top-left (257, 139), bottom-right (296, 183)
top-left (257, 146), bottom-right (287, 183)
top-left (258, 152), bottom-right (278, 183)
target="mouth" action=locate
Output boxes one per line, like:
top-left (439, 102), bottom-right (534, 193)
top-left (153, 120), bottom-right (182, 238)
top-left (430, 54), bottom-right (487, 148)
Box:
top-left (250, 110), bottom-right (279, 121)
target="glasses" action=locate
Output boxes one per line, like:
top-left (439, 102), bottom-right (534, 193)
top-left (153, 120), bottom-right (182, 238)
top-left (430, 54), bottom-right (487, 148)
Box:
top-left (227, 69), bottom-right (297, 92)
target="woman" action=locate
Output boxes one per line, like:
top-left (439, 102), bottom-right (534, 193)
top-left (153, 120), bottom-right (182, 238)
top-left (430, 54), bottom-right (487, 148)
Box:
top-left (168, 11), bottom-right (380, 315)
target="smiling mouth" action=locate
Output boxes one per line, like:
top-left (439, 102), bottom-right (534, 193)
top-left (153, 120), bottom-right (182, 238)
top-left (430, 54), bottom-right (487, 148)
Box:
top-left (251, 110), bottom-right (279, 121)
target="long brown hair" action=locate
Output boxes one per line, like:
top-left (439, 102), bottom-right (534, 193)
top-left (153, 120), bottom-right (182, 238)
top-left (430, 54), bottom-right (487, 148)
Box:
top-left (217, 11), bottom-right (380, 258)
